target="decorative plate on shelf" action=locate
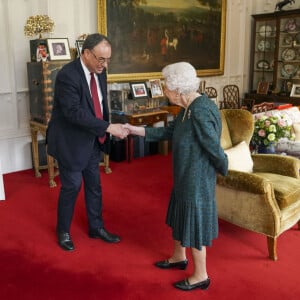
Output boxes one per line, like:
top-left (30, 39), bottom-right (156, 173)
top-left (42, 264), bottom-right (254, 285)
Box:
top-left (281, 64), bottom-right (299, 78)
top-left (282, 34), bottom-right (293, 46)
top-left (256, 60), bottom-right (270, 69)
top-left (257, 40), bottom-right (271, 51)
top-left (259, 25), bottom-right (273, 37)
top-left (284, 19), bottom-right (297, 32)
top-left (281, 48), bottom-right (297, 61)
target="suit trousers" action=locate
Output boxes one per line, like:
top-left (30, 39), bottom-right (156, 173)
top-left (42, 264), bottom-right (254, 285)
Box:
top-left (56, 140), bottom-right (103, 233)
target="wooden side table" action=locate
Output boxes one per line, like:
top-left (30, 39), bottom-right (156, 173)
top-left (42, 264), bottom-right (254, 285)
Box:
top-left (160, 105), bottom-right (181, 118)
top-left (125, 110), bottom-right (169, 162)
top-left (30, 121), bottom-right (57, 187)
top-left (30, 121), bottom-right (111, 188)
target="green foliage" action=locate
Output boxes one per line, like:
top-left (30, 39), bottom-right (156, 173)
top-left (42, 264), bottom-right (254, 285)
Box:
top-left (252, 113), bottom-right (294, 146)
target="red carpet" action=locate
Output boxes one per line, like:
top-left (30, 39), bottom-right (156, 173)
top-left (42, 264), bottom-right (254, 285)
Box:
top-left (0, 154), bottom-right (299, 300)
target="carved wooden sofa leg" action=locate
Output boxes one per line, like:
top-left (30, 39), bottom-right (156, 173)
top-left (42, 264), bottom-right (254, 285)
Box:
top-left (267, 236), bottom-right (278, 261)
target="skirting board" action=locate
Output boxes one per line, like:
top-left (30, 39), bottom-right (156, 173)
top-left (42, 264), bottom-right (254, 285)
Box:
top-left (0, 160), bottom-right (5, 200)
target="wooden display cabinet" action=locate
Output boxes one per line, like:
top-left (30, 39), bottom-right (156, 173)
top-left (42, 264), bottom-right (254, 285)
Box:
top-left (27, 61), bottom-right (68, 124)
top-left (248, 9), bottom-right (300, 105)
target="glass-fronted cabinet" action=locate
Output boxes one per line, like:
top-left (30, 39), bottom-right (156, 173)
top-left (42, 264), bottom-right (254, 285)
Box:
top-left (277, 16), bottom-right (300, 94)
top-left (251, 17), bottom-right (277, 92)
top-left (248, 9), bottom-right (300, 105)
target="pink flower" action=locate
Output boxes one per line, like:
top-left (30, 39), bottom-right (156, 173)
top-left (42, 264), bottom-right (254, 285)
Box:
top-left (277, 119), bottom-right (286, 127)
top-left (258, 129), bottom-right (266, 137)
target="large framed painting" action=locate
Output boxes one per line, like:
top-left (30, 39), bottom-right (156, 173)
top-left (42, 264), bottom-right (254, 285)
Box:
top-left (98, 0), bottom-right (226, 82)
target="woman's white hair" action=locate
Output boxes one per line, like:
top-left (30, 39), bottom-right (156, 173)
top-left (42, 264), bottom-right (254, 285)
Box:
top-left (162, 62), bottom-right (200, 94)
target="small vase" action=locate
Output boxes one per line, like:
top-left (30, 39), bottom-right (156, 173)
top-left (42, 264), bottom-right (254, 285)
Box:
top-left (257, 143), bottom-right (276, 154)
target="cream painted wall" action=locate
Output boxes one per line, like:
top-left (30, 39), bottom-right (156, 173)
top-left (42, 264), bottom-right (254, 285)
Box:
top-left (0, 0), bottom-right (299, 174)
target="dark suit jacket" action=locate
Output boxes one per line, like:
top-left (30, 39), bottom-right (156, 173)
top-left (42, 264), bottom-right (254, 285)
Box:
top-left (46, 58), bottom-right (110, 171)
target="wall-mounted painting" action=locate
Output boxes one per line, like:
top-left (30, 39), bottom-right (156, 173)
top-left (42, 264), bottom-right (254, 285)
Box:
top-left (98, 0), bottom-right (226, 82)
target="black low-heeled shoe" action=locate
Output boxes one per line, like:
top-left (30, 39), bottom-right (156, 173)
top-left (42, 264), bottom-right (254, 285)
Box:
top-left (174, 277), bottom-right (210, 291)
top-left (154, 259), bottom-right (188, 270)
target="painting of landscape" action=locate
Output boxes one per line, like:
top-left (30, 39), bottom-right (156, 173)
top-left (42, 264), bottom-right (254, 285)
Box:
top-left (98, 0), bottom-right (226, 81)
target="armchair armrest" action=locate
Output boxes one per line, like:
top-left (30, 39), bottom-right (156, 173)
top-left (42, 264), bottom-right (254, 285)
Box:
top-left (252, 154), bottom-right (300, 178)
top-left (217, 170), bottom-right (272, 194)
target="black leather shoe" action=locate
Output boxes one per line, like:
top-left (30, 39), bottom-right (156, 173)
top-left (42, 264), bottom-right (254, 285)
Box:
top-left (88, 228), bottom-right (120, 243)
top-left (154, 259), bottom-right (188, 270)
top-left (174, 277), bottom-right (210, 291)
top-left (57, 231), bottom-right (74, 251)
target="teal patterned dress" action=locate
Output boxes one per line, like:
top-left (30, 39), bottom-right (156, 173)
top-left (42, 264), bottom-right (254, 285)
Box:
top-left (145, 94), bottom-right (228, 250)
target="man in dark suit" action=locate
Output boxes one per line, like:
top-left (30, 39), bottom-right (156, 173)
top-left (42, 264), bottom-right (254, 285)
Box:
top-left (46, 33), bottom-right (128, 251)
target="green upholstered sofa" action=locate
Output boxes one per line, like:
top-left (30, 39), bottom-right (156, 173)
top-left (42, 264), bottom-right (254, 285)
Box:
top-left (216, 109), bottom-right (300, 260)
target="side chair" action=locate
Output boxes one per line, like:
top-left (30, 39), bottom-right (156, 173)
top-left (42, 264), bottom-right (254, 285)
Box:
top-left (251, 102), bottom-right (275, 113)
top-left (205, 86), bottom-right (218, 99)
top-left (220, 84), bottom-right (249, 109)
top-left (205, 86), bottom-right (219, 107)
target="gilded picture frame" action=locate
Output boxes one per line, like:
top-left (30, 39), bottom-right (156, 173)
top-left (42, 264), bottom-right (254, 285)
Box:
top-left (257, 81), bottom-right (269, 95)
top-left (97, 0), bottom-right (226, 82)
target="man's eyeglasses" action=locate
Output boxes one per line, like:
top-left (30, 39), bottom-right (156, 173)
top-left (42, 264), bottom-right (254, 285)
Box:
top-left (90, 50), bottom-right (111, 64)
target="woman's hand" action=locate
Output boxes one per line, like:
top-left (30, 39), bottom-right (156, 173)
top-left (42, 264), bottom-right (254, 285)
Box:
top-left (122, 123), bottom-right (146, 136)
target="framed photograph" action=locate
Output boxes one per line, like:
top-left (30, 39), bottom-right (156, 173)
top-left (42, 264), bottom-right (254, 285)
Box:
top-left (290, 84), bottom-right (300, 97)
top-left (149, 79), bottom-right (163, 98)
top-left (30, 39), bottom-right (49, 62)
top-left (97, 0), bottom-right (226, 82)
top-left (76, 40), bottom-right (85, 57)
top-left (47, 38), bottom-right (71, 61)
top-left (109, 90), bottom-right (123, 111)
top-left (129, 82), bottom-right (149, 99)
top-left (257, 81), bottom-right (269, 95)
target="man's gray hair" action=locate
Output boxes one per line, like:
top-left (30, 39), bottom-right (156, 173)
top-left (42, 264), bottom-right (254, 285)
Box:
top-left (162, 62), bottom-right (200, 94)
top-left (81, 33), bottom-right (111, 54)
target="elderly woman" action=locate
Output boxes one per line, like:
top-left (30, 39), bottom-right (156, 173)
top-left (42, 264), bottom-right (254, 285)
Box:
top-left (124, 62), bottom-right (228, 291)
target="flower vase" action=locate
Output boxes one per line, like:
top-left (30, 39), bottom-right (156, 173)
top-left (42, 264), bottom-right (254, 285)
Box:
top-left (257, 143), bottom-right (276, 154)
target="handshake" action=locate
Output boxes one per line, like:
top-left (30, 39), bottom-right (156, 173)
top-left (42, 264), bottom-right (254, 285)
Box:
top-left (106, 123), bottom-right (146, 140)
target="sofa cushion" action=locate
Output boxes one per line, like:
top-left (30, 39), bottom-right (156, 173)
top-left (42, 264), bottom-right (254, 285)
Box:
top-left (254, 172), bottom-right (300, 209)
top-left (224, 141), bottom-right (253, 172)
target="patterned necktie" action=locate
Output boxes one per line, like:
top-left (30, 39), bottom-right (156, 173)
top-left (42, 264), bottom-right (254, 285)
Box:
top-left (90, 73), bottom-right (106, 144)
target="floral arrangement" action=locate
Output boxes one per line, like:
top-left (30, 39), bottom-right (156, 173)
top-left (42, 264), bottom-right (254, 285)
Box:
top-left (24, 15), bottom-right (54, 38)
top-left (251, 112), bottom-right (294, 146)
